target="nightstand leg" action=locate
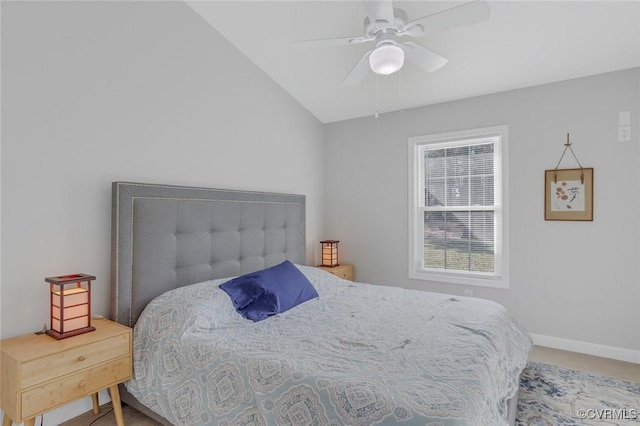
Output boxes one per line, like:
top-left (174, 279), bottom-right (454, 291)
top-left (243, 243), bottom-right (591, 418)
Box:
top-left (2, 414), bottom-right (12, 426)
top-left (92, 392), bottom-right (100, 414)
top-left (109, 385), bottom-right (125, 426)
top-left (24, 418), bottom-right (35, 426)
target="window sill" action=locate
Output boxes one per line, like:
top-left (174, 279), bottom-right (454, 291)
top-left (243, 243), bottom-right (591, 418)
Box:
top-left (409, 270), bottom-right (509, 289)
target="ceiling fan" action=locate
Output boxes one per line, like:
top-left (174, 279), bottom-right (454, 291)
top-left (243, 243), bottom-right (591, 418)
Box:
top-left (293, 0), bottom-right (490, 85)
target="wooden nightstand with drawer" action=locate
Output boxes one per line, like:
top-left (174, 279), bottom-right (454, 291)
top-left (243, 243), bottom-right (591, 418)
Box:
top-left (0, 318), bottom-right (132, 426)
top-left (317, 264), bottom-right (354, 281)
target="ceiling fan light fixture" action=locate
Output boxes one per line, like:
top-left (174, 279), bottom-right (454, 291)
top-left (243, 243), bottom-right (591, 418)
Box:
top-left (369, 44), bottom-right (404, 75)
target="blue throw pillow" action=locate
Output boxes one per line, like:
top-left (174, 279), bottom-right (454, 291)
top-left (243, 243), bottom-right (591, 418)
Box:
top-left (220, 261), bottom-right (318, 322)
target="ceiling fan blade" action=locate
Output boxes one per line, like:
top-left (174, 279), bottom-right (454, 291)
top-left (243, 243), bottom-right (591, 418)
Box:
top-left (363, 0), bottom-right (395, 25)
top-left (405, 0), bottom-right (490, 38)
top-left (343, 50), bottom-right (373, 86)
top-left (293, 36), bottom-right (372, 48)
top-left (402, 42), bottom-right (448, 72)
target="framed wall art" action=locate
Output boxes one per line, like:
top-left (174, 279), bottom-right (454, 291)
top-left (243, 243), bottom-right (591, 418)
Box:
top-left (544, 167), bottom-right (593, 221)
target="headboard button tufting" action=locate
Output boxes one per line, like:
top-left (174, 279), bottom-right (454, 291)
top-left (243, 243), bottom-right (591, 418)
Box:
top-left (111, 181), bottom-right (305, 328)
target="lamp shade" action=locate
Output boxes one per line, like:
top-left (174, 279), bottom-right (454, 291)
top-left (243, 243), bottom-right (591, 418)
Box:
top-left (320, 240), bottom-right (340, 268)
top-left (369, 44), bottom-right (404, 75)
top-left (46, 273), bottom-right (96, 339)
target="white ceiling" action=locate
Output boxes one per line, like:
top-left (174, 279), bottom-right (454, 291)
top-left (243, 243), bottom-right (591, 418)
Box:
top-left (187, 1), bottom-right (640, 124)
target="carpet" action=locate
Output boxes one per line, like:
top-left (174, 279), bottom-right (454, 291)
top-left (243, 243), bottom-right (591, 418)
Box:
top-left (59, 403), bottom-right (162, 426)
top-left (517, 362), bottom-right (640, 425)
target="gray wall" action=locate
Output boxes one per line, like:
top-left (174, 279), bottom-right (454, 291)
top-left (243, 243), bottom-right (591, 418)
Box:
top-left (1, 0), bottom-right (324, 342)
top-left (325, 68), bottom-right (640, 356)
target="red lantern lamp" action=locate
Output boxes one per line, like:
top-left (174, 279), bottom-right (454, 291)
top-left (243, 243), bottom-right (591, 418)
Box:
top-left (320, 240), bottom-right (340, 268)
top-left (45, 273), bottom-right (96, 339)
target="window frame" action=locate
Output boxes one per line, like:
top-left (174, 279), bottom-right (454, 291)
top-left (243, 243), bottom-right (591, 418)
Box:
top-left (408, 125), bottom-right (509, 289)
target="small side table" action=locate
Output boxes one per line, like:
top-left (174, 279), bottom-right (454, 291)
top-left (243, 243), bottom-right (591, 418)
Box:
top-left (316, 264), bottom-right (354, 281)
top-left (0, 318), bottom-right (132, 426)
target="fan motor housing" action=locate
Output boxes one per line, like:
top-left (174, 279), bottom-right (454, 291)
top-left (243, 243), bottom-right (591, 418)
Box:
top-left (363, 8), bottom-right (409, 38)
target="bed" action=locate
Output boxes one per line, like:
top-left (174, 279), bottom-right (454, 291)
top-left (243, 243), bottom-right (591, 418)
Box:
top-left (110, 181), bottom-right (532, 426)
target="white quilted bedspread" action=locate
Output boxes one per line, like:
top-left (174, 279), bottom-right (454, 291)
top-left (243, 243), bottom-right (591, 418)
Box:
top-left (126, 265), bottom-right (532, 425)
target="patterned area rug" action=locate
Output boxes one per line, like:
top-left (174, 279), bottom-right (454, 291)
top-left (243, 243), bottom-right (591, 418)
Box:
top-left (517, 362), bottom-right (640, 425)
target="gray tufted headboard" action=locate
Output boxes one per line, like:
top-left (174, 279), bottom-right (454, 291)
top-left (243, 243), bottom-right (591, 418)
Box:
top-left (110, 182), bottom-right (306, 328)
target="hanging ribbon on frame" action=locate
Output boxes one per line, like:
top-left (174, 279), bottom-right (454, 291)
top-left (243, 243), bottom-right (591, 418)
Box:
top-left (553, 133), bottom-right (584, 183)
top-left (544, 133), bottom-right (594, 221)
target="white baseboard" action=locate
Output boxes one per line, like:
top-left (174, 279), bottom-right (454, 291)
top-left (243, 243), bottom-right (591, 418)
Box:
top-left (530, 333), bottom-right (640, 364)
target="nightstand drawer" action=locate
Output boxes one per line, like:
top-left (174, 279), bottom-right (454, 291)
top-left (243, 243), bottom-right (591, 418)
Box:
top-left (317, 264), bottom-right (354, 281)
top-left (335, 268), bottom-right (353, 281)
top-left (21, 333), bottom-right (130, 389)
top-left (21, 355), bottom-right (131, 419)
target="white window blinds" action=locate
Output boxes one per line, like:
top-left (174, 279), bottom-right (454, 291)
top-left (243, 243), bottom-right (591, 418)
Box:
top-left (409, 126), bottom-right (508, 288)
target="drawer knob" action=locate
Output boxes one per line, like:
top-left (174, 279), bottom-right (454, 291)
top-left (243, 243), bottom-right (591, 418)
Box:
top-left (78, 355), bottom-right (86, 362)
top-left (79, 380), bottom-right (87, 388)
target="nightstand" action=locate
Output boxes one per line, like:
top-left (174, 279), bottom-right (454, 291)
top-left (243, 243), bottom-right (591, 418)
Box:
top-left (317, 264), bottom-right (354, 281)
top-left (1, 318), bottom-right (132, 426)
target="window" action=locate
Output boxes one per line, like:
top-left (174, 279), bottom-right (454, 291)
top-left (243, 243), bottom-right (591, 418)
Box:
top-left (408, 126), bottom-right (509, 288)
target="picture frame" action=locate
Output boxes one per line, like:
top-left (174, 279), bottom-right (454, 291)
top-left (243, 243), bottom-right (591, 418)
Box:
top-left (544, 168), bottom-right (593, 221)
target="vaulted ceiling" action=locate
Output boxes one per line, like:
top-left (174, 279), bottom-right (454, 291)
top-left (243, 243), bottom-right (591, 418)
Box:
top-left (187, 1), bottom-right (640, 123)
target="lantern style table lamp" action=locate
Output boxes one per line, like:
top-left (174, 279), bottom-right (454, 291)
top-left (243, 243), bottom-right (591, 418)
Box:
top-left (320, 240), bottom-right (340, 268)
top-left (45, 273), bottom-right (96, 339)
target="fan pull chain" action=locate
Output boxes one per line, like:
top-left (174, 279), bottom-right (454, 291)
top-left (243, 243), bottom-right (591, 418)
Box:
top-left (374, 74), bottom-right (380, 118)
